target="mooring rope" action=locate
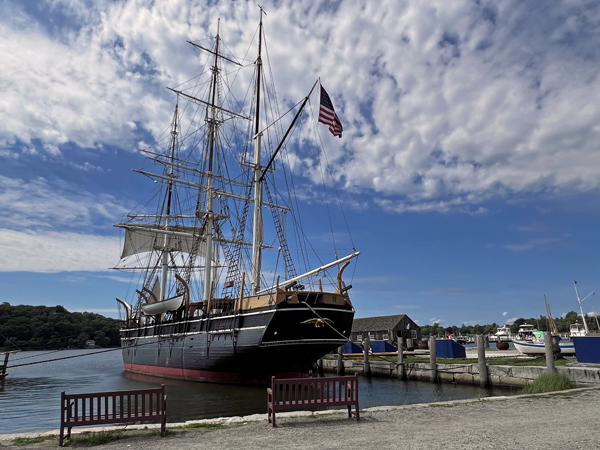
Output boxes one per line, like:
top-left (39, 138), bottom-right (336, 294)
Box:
top-left (6, 338), bottom-right (169, 369)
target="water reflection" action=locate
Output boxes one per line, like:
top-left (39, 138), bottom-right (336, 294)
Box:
top-left (0, 350), bottom-right (516, 434)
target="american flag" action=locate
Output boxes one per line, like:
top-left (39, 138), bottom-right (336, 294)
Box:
top-left (319, 86), bottom-right (343, 138)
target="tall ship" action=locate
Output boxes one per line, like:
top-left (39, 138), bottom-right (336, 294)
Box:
top-left (113, 14), bottom-right (359, 384)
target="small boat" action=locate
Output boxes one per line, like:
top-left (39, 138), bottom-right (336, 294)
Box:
top-left (513, 331), bottom-right (575, 355)
top-left (571, 281), bottom-right (600, 363)
top-left (140, 294), bottom-right (185, 316)
top-left (572, 335), bottom-right (600, 363)
top-left (494, 325), bottom-right (512, 342)
top-left (513, 323), bottom-right (537, 343)
top-left (569, 322), bottom-right (586, 338)
top-left (513, 298), bottom-right (575, 355)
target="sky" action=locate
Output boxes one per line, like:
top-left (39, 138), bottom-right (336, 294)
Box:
top-left (1, 0), bottom-right (600, 328)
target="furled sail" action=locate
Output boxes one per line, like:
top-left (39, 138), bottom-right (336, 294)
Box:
top-left (120, 225), bottom-right (202, 258)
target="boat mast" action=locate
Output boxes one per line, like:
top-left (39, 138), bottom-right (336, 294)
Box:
top-left (161, 103), bottom-right (178, 301)
top-left (251, 11), bottom-right (265, 295)
top-left (574, 280), bottom-right (593, 335)
top-left (202, 23), bottom-right (221, 303)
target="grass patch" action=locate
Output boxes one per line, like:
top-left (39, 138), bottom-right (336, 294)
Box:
top-left (13, 435), bottom-right (55, 446)
top-left (64, 430), bottom-right (124, 447)
top-left (184, 422), bottom-right (228, 431)
top-left (519, 372), bottom-right (575, 395)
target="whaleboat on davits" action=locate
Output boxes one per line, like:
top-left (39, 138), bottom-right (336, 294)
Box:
top-left (113, 13), bottom-right (359, 384)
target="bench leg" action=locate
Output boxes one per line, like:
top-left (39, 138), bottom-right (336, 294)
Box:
top-left (268, 405), bottom-right (276, 427)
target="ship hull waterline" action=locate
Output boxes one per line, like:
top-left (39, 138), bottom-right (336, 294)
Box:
top-left (120, 305), bottom-right (354, 384)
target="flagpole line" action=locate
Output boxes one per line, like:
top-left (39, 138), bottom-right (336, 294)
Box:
top-left (256, 79), bottom-right (320, 137)
top-left (259, 79), bottom-right (320, 181)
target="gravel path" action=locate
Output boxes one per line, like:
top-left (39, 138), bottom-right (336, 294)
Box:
top-left (2, 387), bottom-right (599, 449)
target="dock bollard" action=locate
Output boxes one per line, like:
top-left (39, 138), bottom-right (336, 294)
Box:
top-left (544, 332), bottom-right (556, 372)
top-left (429, 336), bottom-right (437, 383)
top-left (363, 334), bottom-right (371, 377)
top-left (477, 335), bottom-right (489, 387)
top-left (337, 346), bottom-right (345, 375)
top-left (397, 337), bottom-right (405, 380)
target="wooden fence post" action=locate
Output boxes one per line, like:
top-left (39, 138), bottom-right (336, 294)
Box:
top-left (397, 337), bottom-right (405, 380)
top-left (363, 334), bottom-right (371, 377)
top-left (477, 334), bottom-right (489, 387)
top-left (337, 345), bottom-right (345, 375)
top-left (429, 336), bottom-right (437, 383)
top-left (544, 332), bottom-right (556, 372)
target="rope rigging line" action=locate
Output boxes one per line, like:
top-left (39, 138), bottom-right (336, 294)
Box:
top-left (306, 96), bottom-right (358, 284)
top-left (5, 336), bottom-right (182, 370)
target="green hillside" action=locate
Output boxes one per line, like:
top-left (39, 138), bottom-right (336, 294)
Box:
top-left (0, 302), bottom-right (121, 350)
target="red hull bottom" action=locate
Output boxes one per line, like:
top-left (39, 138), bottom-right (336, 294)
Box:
top-left (124, 363), bottom-right (310, 384)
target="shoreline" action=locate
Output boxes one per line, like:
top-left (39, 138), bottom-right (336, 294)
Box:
top-left (2, 386), bottom-right (600, 449)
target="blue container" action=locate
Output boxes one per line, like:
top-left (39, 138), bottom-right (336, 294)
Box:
top-left (436, 339), bottom-right (466, 358)
top-left (573, 336), bottom-right (600, 363)
top-left (370, 341), bottom-right (398, 353)
top-left (343, 342), bottom-right (363, 354)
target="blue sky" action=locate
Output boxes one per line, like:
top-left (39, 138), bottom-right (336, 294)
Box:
top-left (1, 0), bottom-right (600, 328)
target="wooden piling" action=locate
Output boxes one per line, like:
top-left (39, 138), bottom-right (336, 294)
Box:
top-left (0, 351), bottom-right (13, 385)
top-left (363, 334), bottom-right (371, 377)
top-left (397, 337), bottom-right (405, 380)
top-left (544, 332), bottom-right (555, 372)
top-left (477, 335), bottom-right (489, 387)
top-left (429, 336), bottom-right (437, 383)
top-left (337, 346), bottom-right (345, 375)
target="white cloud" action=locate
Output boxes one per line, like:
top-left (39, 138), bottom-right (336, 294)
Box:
top-left (505, 317), bottom-right (518, 325)
top-left (0, 229), bottom-right (119, 272)
top-left (1, 0), bottom-right (600, 218)
top-left (504, 237), bottom-right (562, 251)
top-left (502, 312), bottom-right (507, 317)
top-left (0, 175), bottom-right (127, 231)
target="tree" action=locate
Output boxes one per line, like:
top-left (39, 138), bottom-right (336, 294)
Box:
top-left (0, 303), bottom-right (121, 350)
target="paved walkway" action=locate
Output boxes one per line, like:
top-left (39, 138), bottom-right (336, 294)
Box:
top-left (2, 387), bottom-right (599, 449)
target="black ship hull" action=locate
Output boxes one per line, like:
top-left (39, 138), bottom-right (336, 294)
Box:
top-left (120, 304), bottom-right (354, 384)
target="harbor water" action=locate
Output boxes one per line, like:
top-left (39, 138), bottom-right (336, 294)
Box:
top-left (1, 350), bottom-right (516, 434)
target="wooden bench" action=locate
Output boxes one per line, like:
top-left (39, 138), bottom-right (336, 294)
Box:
top-left (267, 374), bottom-right (360, 427)
top-left (59, 385), bottom-right (166, 446)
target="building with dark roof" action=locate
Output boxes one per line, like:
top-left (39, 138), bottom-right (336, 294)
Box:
top-left (350, 314), bottom-right (421, 349)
